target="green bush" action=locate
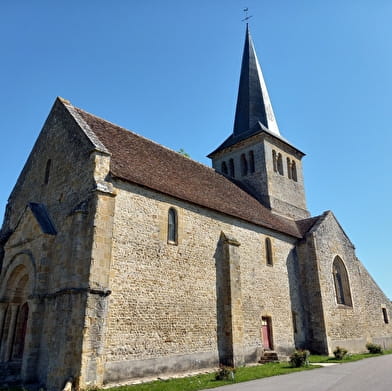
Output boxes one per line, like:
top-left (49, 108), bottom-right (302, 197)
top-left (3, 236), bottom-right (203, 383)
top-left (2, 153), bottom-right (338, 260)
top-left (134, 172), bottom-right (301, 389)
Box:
top-left (215, 366), bottom-right (236, 381)
top-left (366, 343), bottom-right (383, 354)
top-left (333, 346), bottom-right (348, 360)
top-left (289, 350), bottom-right (310, 367)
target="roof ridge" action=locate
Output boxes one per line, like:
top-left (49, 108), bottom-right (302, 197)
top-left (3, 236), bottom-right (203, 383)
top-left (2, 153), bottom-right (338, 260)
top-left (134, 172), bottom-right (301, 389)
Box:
top-left (58, 97), bottom-right (110, 155)
top-left (68, 100), bottom-right (302, 239)
top-left (72, 105), bottom-right (222, 174)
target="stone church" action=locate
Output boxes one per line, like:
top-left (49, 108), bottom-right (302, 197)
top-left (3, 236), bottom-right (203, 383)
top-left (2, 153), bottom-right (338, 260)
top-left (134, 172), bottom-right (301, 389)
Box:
top-left (1, 26), bottom-right (391, 390)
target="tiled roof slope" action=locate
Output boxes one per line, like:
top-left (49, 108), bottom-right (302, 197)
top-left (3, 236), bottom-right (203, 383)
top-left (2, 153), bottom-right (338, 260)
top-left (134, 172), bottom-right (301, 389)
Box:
top-left (72, 105), bottom-right (302, 238)
top-left (296, 215), bottom-right (323, 237)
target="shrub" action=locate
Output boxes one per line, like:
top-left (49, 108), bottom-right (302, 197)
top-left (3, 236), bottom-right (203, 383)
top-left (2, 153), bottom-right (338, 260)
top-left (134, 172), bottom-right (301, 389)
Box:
top-left (289, 350), bottom-right (310, 367)
top-left (333, 346), bottom-right (348, 360)
top-left (366, 343), bottom-right (383, 354)
top-left (215, 366), bottom-right (236, 381)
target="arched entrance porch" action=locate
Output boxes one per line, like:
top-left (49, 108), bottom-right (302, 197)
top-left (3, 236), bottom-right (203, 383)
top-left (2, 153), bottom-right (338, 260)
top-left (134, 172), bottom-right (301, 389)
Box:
top-left (0, 253), bottom-right (35, 382)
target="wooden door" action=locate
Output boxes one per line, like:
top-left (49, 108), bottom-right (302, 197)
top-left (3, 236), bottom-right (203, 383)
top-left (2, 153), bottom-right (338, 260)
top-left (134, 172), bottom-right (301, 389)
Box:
top-left (262, 317), bottom-right (272, 350)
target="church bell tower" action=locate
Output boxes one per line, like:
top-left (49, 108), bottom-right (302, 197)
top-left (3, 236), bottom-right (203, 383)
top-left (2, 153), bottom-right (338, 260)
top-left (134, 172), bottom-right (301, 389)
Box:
top-left (208, 25), bottom-right (309, 220)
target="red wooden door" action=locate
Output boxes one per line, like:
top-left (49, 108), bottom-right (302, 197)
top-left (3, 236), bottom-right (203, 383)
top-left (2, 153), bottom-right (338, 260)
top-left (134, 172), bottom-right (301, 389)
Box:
top-left (262, 317), bottom-right (272, 350)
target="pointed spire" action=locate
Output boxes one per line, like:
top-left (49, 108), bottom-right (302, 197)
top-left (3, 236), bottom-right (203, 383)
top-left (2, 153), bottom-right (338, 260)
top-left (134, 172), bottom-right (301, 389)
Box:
top-left (233, 25), bottom-right (280, 136)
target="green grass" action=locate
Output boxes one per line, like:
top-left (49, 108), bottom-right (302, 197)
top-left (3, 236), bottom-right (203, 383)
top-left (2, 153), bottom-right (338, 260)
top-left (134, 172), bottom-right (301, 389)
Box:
top-left (104, 350), bottom-right (392, 391)
top-left (309, 349), bottom-right (392, 364)
top-left (105, 363), bottom-right (319, 391)
top-left (2, 350), bottom-right (391, 391)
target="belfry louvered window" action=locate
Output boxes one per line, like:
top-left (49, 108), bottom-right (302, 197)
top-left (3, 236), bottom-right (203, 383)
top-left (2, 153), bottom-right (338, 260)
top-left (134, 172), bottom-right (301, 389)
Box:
top-left (221, 161), bottom-right (228, 175)
top-left (229, 159), bottom-right (235, 177)
top-left (291, 160), bottom-right (297, 181)
top-left (248, 150), bottom-right (255, 173)
top-left (241, 153), bottom-right (248, 176)
top-left (272, 150), bottom-right (277, 172)
top-left (277, 153), bottom-right (283, 175)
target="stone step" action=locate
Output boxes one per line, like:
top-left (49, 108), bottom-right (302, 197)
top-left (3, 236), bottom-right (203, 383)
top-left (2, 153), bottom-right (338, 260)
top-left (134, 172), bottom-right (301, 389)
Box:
top-left (263, 351), bottom-right (278, 357)
top-left (258, 351), bottom-right (280, 364)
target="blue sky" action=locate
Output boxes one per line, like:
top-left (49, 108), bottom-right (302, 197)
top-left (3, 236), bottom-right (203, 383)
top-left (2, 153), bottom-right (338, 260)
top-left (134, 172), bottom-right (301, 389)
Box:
top-left (1, 1), bottom-right (391, 298)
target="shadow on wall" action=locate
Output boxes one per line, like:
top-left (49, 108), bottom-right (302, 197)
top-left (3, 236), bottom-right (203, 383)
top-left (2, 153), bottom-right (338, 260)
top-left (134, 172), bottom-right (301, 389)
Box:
top-left (286, 247), bottom-right (308, 351)
top-left (214, 234), bottom-right (233, 366)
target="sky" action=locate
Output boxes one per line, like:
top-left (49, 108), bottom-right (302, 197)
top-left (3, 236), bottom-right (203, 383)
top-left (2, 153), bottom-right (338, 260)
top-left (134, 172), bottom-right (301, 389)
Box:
top-left (1, 1), bottom-right (391, 298)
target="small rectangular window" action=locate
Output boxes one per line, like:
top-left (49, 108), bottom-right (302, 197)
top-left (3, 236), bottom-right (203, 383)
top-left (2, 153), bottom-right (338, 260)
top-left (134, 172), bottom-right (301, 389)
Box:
top-left (382, 308), bottom-right (389, 324)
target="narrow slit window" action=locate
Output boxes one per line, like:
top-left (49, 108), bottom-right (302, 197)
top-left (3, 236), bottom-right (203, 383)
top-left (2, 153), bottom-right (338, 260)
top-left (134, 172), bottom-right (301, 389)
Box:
top-left (277, 153), bottom-right (283, 175)
top-left (229, 159), bottom-right (235, 178)
top-left (382, 308), bottom-right (389, 324)
top-left (221, 161), bottom-right (228, 175)
top-left (265, 237), bottom-right (273, 266)
top-left (272, 150), bottom-right (277, 172)
top-left (291, 160), bottom-right (297, 182)
top-left (292, 311), bottom-right (298, 333)
top-left (167, 208), bottom-right (177, 244)
top-left (241, 153), bottom-right (248, 176)
top-left (44, 159), bottom-right (52, 185)
top-left (248, 151), bottom-right (255, 173)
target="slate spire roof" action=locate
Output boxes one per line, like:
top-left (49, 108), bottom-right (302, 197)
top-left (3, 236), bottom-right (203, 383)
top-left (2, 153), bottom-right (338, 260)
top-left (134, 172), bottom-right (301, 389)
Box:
top-left (233, 24), bottom-right (280, 137)
top-left (208, 25), bottom-right (299, 157)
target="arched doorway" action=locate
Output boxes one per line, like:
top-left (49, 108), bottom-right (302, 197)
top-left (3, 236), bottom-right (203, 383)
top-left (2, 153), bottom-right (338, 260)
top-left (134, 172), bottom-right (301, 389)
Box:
top-left (0, 259), bottom-right (33, 365)
top-left (12, 302), bottom-right (29, 360)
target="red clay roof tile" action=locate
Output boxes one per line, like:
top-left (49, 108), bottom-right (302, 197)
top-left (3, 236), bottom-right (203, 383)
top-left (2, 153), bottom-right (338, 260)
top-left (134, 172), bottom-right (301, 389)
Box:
top-left (73, 106), bottom-right (302, 238)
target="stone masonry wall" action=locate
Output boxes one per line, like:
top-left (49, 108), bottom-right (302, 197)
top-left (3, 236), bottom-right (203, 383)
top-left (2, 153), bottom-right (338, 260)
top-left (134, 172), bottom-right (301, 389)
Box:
top-left (0, 99), bottom-right (100, 390)
top-left (211, 133), bottom-right (309, 220)
top-left (103, 180), bottom-right (298, 384)
top-left (263, 136), bottom-right (308, 220)
top-left (312, 212), bottom-right (392, 353)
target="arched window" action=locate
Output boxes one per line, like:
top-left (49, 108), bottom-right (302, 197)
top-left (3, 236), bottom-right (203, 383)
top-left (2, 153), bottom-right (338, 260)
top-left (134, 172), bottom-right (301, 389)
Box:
top-left (332, 256), bottom-right (352, 306)
top-left (248, 151), bottom-right (255, 173)
top-left (277, 153), bottom-right (284, 175)
top-left (44, 159), bottom-right (52, 185)
top-left (168, 208), bottom-right (177, 244)
top-left (229, 159), bottom-right (235, 178)
top-left (287, 158), bottom-right (292, 179)
top-left (265, 237), bottom-right (273, 266)
top-left (241, 153), bottom-right (248, 176)
top-left (221, 161), bottom-right (228, 175)
top-left (291, 160), bottom-right (297, 182)
top-left (382, 308), bottom-right (389, 324)
top-left (272, 150), bottom-right (277, 172)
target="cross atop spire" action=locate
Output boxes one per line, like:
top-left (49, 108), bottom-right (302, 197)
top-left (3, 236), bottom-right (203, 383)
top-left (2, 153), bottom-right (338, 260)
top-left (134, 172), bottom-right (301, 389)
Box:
top-left (242, 7), bottom-right (253, 22)
top-left (233, 24), bottom-right (280, 137)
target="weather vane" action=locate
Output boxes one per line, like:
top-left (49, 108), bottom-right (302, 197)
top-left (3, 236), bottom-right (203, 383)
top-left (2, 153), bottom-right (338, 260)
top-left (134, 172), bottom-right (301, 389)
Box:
top-left (242, 7), bottom-right (253, 22)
